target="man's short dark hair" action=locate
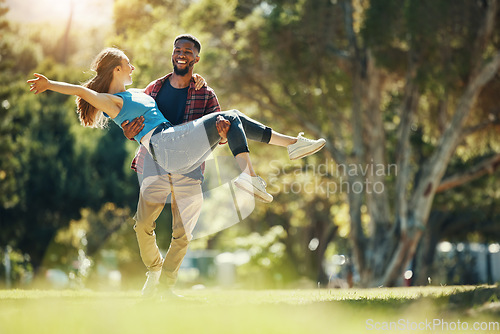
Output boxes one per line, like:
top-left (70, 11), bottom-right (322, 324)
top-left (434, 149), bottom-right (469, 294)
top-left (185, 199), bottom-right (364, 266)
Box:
top-left (174, 34), bottom-right (201, 54)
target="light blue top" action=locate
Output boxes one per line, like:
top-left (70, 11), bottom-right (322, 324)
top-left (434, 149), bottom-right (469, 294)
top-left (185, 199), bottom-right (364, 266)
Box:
top-left (109, 89), bottom-right (171, 142)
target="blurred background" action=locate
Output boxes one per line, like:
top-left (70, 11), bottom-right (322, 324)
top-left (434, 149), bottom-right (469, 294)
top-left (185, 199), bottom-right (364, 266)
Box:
top-left (1, 0), bottom-right (500, 291)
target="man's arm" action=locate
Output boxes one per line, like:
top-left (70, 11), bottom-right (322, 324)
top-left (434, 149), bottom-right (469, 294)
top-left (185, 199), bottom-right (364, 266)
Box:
top-left (144, 80), bottom-right (157, 96)
top-left (205, 88), bottom-right (221, 114)
top-left (204, 88), bottom-right (227, 143)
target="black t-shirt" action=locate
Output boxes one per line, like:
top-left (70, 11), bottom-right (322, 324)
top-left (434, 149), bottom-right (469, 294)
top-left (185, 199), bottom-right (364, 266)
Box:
top-left (155, 79), bottom-right (189, 125)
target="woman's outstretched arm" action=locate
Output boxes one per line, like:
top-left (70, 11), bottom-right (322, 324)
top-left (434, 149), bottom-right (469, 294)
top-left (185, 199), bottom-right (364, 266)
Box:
top-left (27, 73), bottom-right (121, 118)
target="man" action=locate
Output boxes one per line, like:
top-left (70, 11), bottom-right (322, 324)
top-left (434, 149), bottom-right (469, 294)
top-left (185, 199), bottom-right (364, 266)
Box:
top-left (122, 34), bottom-right (223, 298)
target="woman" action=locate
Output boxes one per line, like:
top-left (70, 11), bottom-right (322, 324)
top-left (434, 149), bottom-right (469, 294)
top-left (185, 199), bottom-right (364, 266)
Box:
top-left (28, 48), bottom-right (325, 203)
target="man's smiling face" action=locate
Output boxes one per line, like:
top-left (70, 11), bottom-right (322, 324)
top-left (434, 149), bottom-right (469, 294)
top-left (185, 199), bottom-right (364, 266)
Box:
top-left (172, 39), bottom-right (199, 76)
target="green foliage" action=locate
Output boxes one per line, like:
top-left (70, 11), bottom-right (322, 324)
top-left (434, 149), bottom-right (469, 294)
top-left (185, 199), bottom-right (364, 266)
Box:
top-left (183, 0), bottom-right (237, 34)
top-left (362, 0), bottom-right (484, 90)
top-left (219, 225), bottom-right (293, 287)
top-left (0, 16), bottom-right (139, 275)
top-left (41, 203), bottom-right (135, 288)
top-left (113, 0), bottom-right (155, 36)
top-left (0, 246), bottom-right (33, 288)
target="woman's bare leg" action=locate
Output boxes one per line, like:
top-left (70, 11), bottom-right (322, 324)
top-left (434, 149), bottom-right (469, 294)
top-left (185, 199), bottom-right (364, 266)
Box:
top-left (268, 131), bottom-right (298, 147)
top-left (235, 152), bottom-right (257, 176)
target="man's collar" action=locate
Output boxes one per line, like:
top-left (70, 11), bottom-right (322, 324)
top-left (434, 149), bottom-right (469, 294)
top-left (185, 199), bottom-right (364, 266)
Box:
top-left (158, 72), bottom-right (195, 88)
top-left (157, 72), bottom-right (173, 84)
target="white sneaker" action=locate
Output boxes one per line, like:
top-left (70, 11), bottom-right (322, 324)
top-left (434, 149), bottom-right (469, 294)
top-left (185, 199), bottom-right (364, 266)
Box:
top-left (141, 270), bottom-right (161, 297)
top-left (233, 173), bottom-right (273, 203)
top-left (287, 132), bottom-right (326, 160)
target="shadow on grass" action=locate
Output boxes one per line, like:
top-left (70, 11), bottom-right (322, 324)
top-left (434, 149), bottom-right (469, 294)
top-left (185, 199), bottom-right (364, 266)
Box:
top-left (325, 285), bottom-right (500, 315)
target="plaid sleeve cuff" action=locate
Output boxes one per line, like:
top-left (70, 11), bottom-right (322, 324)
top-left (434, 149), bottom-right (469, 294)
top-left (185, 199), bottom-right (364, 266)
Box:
top-left (130, 145), bottom-right (147, 174)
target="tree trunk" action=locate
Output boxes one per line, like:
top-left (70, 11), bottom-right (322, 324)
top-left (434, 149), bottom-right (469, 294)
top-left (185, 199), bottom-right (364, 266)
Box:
top-left (413, 211), bottom-right (448, 286)
top-left (342, 0), bottom-right (500, 287)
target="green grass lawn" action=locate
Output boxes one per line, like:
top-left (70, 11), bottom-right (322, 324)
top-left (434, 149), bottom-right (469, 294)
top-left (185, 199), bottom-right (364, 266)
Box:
top-left (0, 286), bottom-right (499, 334)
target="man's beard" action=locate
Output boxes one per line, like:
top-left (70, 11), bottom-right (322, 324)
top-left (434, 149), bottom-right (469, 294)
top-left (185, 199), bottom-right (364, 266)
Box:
top-left (173, 64), bottom-right (190, 76)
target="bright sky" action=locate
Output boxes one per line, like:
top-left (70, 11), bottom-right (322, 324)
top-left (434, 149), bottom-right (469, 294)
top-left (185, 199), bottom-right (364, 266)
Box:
top-left (5, 0), bottom-right (114, 27)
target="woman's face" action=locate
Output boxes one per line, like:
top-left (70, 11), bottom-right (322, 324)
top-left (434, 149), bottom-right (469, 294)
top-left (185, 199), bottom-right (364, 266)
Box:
top-left (117, 56), bottom-right (135, 85)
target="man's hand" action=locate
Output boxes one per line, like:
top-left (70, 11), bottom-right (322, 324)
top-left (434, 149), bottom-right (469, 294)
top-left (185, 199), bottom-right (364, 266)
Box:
top-left (122, 116), bottom-right (145, 140)
top-left (216, 115), bottom-right (230, 143)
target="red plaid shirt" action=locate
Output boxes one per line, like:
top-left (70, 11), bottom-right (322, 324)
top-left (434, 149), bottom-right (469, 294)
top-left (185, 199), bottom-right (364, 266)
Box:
top-left (131, 73), bottom-right (221, 173)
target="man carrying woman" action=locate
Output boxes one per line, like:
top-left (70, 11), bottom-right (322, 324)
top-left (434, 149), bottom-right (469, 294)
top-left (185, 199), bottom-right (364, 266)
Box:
top-left (28, 43), bottom-right (325, 298)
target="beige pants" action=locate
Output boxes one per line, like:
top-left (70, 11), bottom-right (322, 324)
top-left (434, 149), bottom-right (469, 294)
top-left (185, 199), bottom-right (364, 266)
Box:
top-left (133, 173), bottom-right (203, 287)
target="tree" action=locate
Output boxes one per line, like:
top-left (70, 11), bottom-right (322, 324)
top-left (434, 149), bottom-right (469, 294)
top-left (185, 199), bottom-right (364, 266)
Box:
top-left (182, 0), bottom-right (500, 286)
top-left (352, 0), bottom-right (500, 287)
top-left (413, 163), bottom-right (500, 285)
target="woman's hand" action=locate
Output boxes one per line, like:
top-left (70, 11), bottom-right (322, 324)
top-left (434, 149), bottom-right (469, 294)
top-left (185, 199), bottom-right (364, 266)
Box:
top-left (216, 115), bottom-right (230, 143)
top-left (27, 73), bottom-right (51, 94)
top-left (193, 73), bottom-right (207, 90)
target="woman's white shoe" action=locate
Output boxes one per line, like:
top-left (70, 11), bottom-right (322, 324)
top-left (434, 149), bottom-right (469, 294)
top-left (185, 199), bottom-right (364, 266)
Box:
top-left (233, 173), bottom-right (273, 203)
top-left (287, 132), bottom-right (326, 160)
